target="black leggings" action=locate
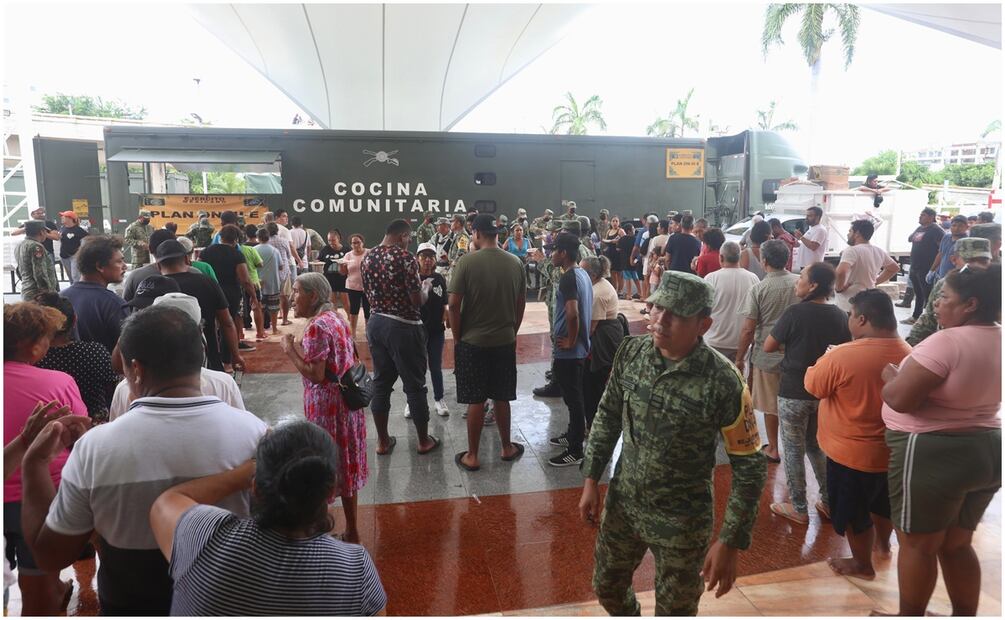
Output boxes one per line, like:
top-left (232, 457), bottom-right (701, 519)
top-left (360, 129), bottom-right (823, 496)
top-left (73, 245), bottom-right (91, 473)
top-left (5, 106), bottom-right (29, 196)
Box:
top-left (347, 289), bottom-right (371, 318)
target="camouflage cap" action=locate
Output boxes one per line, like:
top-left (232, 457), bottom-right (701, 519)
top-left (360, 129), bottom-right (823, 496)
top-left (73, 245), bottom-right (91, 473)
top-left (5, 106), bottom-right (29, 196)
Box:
top-left (646, 271), bottom-right (714, 317)
top-left (517, 208), bottom-right (527, 216)
top-left (436, 217), bottom-right (450, 225)
top-left (970, 222), bottom-right (1001, 243)
top-left (954, 237), bottom-right (992, 260)
top-left (577, 215), bottom-right (591, 235)
top-left (498, 214), bottom-right (509, 224)
top-left (138, 210), bottom-right (152, 218)
top-left (452, 213), bottom-right (466, 223)
top-left (599, 208), bottom-right (610, 216)
top-left (560, 219), bottom-right (583, 235)
top-left (544, 209), bottom-right (554, 216)
top-left (198, 210), bottom-right (209, 218)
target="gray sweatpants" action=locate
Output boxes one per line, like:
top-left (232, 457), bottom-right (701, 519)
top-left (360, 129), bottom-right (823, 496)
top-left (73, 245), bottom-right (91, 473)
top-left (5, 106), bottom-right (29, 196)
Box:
top-left (366, 313), bottom-right (430, 424)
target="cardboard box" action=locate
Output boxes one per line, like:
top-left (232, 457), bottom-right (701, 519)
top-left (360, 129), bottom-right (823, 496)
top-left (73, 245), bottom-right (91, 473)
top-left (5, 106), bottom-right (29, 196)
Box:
top-left (809, 165), bottom-right (850, 190)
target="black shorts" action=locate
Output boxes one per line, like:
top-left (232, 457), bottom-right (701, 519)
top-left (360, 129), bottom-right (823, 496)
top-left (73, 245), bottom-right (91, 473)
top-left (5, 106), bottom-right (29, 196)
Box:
top-left (454, 341), bottom-right (517, 404)
top-left (5, 501), bottom-right (43, 575)
top-left (826, 457), bottom-right (891, 536)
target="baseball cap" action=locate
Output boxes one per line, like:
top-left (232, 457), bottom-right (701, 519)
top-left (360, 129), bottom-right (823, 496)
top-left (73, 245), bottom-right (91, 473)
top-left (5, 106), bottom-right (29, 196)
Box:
top-left (152, 292), bottom-right (202, 324)
top-left (472, 213), bottom-right (500, 234)
top-left (567, 200), bottom-right (577, 210)
top-left (544, 209), bottom-right (554, 216)
top-left (59, 210), bottom-right (79, 221)
top-left (129, 275), bottom-right (181, 309)
top-left (646, 271), bottom-right (714, 317)
top-left (452, 213), bottom-right (466, 223)
top-left (970, 222), bottom-right (1002, 242)
top-left (416, 242), bottom-right (437, 255)
top-left (138, 209), bottom-right (152, 218)
top-left (599, 209), bottom-right (610, 216)
top-left (954, 237), bottom-right (992, 260)
top-left (436, 217), bottom-right (450, 226)
top-left (951, 214), bottom-right (968, 225)
top-left (517, 208), bottom-right (527, 216)
top-left (544, 232), bottom-right (580, 254)
top-left (155, 239), bottom-right (188, 262)
top-left (176, 236), bottom-right (195, 254)
top-left (646, 214), bottom-right (659, 224)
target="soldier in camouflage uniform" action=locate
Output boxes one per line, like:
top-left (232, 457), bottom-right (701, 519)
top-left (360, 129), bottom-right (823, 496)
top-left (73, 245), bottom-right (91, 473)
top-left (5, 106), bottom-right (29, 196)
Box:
top-left (579, 271), bottom-right (767, 616)
top-left (186, 216), bottom-right (215, 249)
top-left (16, 221), bottom-right (60, 301)
top-left (907, 236), bottom-right (994, 346)
top-left (123, 209), bottom-right (155, 267)
top-left (445, 213), bottom-right (470, 283)
top-left (530, 209), bottom-right (554, 245)
top-left (596, 208), bottom-right (611, 241)
top-left (416, 213), bottom-right (436, 245)
top-left (554, 200), bottom-right (578, 224)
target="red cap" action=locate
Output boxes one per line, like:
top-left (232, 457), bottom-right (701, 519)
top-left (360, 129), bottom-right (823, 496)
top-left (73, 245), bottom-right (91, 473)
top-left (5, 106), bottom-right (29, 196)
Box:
top-left (59, 211), bottom-right (79, 220)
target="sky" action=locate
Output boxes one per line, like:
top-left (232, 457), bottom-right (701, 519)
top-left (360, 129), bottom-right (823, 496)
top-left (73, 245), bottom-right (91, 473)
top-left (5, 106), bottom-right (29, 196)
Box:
top-left (3, 2), bottom-right (1002, 168)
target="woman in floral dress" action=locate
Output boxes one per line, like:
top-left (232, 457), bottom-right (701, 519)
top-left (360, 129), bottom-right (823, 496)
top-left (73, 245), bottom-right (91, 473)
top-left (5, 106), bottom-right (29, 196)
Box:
top-left (280, 272), bottom-right (367, 543)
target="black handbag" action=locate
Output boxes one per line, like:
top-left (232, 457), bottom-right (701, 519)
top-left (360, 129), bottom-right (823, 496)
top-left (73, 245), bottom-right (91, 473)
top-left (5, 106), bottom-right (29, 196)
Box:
top-left (327, 344), bottom-right (373, 410)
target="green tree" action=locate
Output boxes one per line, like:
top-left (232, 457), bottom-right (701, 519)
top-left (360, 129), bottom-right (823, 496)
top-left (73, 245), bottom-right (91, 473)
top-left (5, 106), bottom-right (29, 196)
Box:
top-left (550, 92), bottom-right (607, 135)
top-left (187, 172), bottom-right (247, 194)
top-left (762, 4), bottom-right (860, 158)
top-left (941, 163), bottom-right (997, 188)
top-left (646, 88), bottom-right (700, 138)
top-left (852, 150), bottom-right (898, 176)
top-left (897, 161), bottom-right (940, 187)
top-left (756, 101), bottom-right (799, 131)
top-left (34, 93), bottom-right (147, 119)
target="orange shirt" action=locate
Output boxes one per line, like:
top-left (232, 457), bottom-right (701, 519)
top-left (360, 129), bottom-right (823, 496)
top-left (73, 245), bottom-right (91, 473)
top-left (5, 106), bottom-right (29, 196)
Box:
top-left (804, 337), bottom-right (912, 472)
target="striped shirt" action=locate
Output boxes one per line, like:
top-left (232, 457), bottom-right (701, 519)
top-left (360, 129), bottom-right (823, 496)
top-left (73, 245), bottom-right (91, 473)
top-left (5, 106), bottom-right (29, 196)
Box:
top-left (170, 505), bottom-right (386, 616)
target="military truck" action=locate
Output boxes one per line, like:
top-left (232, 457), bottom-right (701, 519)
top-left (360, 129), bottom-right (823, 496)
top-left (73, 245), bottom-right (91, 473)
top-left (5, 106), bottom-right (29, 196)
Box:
top-left (98, 126), bottom-right (807, 241)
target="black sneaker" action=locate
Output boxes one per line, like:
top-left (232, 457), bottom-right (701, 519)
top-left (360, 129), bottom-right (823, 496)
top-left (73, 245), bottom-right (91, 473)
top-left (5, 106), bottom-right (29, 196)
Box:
top-left (548, 450), bottom-right (584, 467)
top-left (549, 434), bottom-right (569, 447)
top-left (238, 341), bottom-right (256, 351)
top-left (533, 382), bottom-right (562, 397)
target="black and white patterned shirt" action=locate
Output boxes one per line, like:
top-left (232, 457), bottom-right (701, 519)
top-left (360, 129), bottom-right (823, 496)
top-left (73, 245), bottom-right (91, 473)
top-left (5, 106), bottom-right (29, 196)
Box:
top-left (37, 341), bottom-right (120, 422)
top-left (170, 505), bottom-right (386, 616)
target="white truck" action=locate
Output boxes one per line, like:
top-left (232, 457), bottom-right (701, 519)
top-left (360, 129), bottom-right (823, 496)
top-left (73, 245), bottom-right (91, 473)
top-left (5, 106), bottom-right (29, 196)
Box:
top-left (723, 180), bottom-right (931, 264)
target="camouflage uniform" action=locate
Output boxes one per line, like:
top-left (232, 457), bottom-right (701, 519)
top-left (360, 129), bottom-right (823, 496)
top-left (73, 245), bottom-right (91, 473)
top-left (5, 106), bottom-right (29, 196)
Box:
top-left (584, 271), bottom-right (766, 616)
top-left (124, 211), bottom-right (155, 267)
top-left (597, 209), bottom-right (611, 241)
top-left (908, 236), bottom-right (994, 346)
top-left (306, 228), bottom-right (326, 256)
top-left (16, 238), bottom-right (59, 301)
top-left (186, 217), bottom-right (215, 249)
top-left (445, 226), bottom-right (470, 284)
top-left (530, 210), bottom-right (554, 243)
top-left (416, 219), bottom-right (436, 245)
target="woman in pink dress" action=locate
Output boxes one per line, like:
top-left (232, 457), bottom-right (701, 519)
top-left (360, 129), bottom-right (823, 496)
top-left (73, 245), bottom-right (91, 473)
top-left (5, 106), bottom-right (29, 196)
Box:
top-left (280, 272), bottom-right (368, 543)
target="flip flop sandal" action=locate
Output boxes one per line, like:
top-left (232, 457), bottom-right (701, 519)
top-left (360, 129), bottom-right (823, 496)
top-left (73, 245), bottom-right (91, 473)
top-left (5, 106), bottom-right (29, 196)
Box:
top-left (455, 451), bottom-right (480, 471)
top-left (760, 444), bottom-right (781, 463)
top-left (59, 579), bottom-right (74, 612)
top-left (815, 500), bottom-right (831, 520)
top-left (417, 434), bottom-right (441, 455)
top-left (770, 502), bottom-right (809, 525)
top-left (376, 436), bottom-right (397, 456)
top-left (501, 442), bottom-right (525, 462)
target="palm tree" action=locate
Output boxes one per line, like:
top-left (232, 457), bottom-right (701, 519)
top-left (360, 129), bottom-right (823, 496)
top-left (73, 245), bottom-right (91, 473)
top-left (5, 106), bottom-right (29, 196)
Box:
top-left (550, 92), bottom-right (607, 135)
top-left (647, 88), bottom-right (700, 138)
top-left (762, 4), bottom-right (860, 158)
top-left (981, 120), bottom-right (1001, 138)
top-left (756, 101), bottom-right (799, 132)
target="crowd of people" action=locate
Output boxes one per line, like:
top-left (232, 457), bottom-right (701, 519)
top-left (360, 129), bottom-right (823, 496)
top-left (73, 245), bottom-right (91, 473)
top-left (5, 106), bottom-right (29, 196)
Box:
top-left (4, 195), bottom-right (1001, 616)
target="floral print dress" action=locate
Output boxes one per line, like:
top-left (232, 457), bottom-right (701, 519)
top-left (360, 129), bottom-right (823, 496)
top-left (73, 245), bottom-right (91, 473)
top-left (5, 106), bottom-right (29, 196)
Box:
top-left (301, 310), bottom-right (368, 496)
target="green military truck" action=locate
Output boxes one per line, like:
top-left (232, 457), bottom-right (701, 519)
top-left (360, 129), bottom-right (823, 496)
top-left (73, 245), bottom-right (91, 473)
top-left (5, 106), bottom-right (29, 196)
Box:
top-left (102, 126), bottom-right (806, 241)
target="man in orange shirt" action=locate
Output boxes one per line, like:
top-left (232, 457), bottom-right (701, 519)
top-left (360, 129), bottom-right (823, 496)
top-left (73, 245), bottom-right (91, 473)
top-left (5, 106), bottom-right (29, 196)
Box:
top-left (804, 289), bottom-right (911, 579)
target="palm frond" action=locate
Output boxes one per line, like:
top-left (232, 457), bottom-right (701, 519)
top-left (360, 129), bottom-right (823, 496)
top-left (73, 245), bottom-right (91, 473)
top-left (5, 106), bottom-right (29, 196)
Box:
top-left (772, 120), bottom-right (799, 131)
top-left (834, 4), bottom-right (861, 69)
top-left (761, 3), bottom-right (803, 58)
top-left (982, 120), bottom-right (1001, 138)
top-left (798, 3), bottom-right (827, 67)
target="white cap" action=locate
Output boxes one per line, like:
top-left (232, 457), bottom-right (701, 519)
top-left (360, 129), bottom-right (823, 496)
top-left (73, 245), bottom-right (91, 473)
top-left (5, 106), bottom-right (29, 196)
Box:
top-left (752, 214), bottom-right (764, 223)
top-left (153, 292), bottom-right (202, 325)
top-left (416, 242), bottom-right (436, 255)
top-left (646, 214), bottom-right (659, 224)
top-left (176, 236), bottom-right (195, 254)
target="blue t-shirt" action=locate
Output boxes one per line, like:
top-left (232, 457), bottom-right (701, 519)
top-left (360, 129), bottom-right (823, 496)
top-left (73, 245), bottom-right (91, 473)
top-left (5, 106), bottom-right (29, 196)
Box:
top-left (61, 281), bottom-right (131, 352)
top-left (937, 233), bottom-right (966, 277)
top-left (553, 267), bottom-right (593, 360)
top-left (506, 237), bottom-right (529, 258)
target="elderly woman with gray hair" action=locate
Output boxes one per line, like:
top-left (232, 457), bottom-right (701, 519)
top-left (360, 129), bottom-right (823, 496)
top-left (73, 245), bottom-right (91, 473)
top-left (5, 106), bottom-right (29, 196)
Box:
top-left (280, 272), bottom-right (367, 543)
top-left (580, 256), bottom-right (625, 429)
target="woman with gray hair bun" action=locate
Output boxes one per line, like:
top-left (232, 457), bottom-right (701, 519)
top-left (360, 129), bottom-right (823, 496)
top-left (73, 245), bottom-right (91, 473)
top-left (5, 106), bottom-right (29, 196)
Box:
top-left (279, 271), bottom-right (368, 543)
top-left (579, 255), bottom-right (625, 430)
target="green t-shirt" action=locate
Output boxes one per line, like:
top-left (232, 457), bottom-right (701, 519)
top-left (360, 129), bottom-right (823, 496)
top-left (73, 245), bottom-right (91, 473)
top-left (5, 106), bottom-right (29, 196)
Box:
top-left (239, 245), bottom-right (264, 286)
top-left (191, 260), bottom-right (218, 282)
top-left (447, 246), bottom-right (526, 347)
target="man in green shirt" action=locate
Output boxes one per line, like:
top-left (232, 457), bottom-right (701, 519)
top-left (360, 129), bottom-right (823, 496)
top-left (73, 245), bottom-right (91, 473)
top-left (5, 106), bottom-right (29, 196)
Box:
top-left (580, 271), bottom-right (767, 616)
top-left (449, 214), bottom-right (527, 471)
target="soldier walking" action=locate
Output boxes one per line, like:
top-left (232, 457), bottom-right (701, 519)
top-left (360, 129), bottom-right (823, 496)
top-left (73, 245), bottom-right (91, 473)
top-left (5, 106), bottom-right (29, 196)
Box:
top-left (15, 220), bottom-right (60, 301)
top-left (579, 271), bottom-right (767, 616)
top-left (124, 209), bottom-right (155, 268)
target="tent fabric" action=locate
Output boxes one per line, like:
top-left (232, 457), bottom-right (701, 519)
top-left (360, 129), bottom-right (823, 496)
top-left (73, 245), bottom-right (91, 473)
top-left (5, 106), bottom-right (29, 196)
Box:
top-left (867, 4), bottom-right (1001, 49)
top-left (187, 3), bottom-right (587, 131)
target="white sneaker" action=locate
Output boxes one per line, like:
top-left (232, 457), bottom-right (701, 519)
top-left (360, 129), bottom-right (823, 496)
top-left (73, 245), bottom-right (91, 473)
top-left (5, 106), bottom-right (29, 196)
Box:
top-left (403, 404), bottom-right (412, 419)
top-left (435, 400), bottom-right (449, 417)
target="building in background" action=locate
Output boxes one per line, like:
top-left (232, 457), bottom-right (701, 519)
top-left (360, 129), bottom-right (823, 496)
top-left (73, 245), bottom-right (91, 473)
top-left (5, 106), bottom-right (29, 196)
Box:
top-left (903, 141), bottom-right (1000, 171)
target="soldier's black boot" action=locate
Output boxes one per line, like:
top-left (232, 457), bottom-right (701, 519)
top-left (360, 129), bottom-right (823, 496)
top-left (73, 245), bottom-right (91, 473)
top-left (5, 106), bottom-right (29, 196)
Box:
top-left (533, 380), bottom-right (562, 397)
top-left (895, 285), bottom-right (914, 308)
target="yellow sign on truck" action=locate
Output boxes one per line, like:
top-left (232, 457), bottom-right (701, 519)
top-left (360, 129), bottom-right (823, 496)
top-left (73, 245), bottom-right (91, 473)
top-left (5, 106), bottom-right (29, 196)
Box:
top-left (141, 195), bottom-right (269, 230)
top-left (665, 148), bottom-right (705, 179)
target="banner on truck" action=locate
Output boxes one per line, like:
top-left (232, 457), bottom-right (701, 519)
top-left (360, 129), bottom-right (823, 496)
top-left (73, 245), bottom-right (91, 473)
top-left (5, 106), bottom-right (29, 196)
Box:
top-left (140, 195), bottom-right (268, 229)
top-left (665, 148), bottom-right (704, 179)
top-left (72, 198), bottom-right (89, 219)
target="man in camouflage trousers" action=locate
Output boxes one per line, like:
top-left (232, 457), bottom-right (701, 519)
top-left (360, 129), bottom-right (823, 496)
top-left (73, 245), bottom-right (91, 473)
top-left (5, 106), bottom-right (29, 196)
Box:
top-left (16, 220), bottom-right (60, 301)
top-left (907, 235), bottom-right (994, 346)
top-left (579, 270), bottom-right (767, 616)
top-left (415, 213), bottom-right (436, 245)
top-left (123, 209), bottom-right (155, 267)
top-left (185, 215), bottom-right (215, 249)
top-left (445, 213), bottom-right (470, 284)
top-left (530, 209), bottom-right (555, 245)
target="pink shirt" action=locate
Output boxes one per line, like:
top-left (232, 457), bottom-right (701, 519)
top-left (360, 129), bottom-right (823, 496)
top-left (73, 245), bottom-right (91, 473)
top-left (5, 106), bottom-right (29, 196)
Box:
top-left (882, 325), bottom-right (1001, 433)
top-left (344, 249), bottom-right (368, 292)
top-left (4, 362), bottom-right (88, 502)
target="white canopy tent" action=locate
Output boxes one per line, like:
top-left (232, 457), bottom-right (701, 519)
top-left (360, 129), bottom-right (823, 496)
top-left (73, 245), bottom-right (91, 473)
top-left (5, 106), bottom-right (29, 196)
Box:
top-left (867, 3), bottom-right (1001, 50)
top-left (187, 3), bottom-right (587, 131)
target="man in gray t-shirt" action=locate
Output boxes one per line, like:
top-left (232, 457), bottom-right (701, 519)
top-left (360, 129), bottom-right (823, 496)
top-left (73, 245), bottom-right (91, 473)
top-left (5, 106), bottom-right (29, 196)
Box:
top-left (450, 214), bottom-right (527, 471)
